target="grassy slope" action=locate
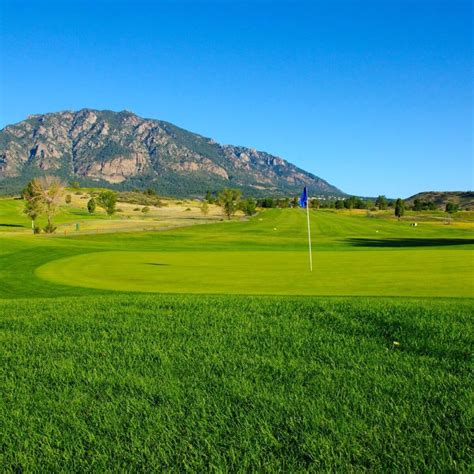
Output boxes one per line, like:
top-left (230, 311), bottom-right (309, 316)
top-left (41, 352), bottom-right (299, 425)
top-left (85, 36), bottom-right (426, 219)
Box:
top-left (1, 295), bottom-right (472, 471)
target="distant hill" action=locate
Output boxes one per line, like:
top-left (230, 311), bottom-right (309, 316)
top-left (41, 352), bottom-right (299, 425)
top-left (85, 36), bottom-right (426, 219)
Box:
top-left (0, 109), bottom-right (343, 197)
top-left (405, 191), bottom-right (474, 210)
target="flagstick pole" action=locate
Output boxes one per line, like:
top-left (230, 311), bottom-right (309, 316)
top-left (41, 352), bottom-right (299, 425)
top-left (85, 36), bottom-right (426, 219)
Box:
top-left (306, 198), bottom-right (313, 272)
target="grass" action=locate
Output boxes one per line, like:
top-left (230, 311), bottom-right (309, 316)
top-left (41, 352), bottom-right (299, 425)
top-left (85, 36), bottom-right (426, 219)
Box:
top-left (36, 248), bottom-right (473, 296)
top-left (1, 295), bottom-right (472, 471)
top-left (0, 206), bottom-right (471, 298)
top-left (0, 198), bottom-right (473, 470)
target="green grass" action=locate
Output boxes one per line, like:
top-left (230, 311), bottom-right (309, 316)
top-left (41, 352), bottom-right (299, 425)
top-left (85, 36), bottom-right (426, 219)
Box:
top-left (0, 203), bottom-right (473, 470)
top-left (36, 248), bottom-right (473, 296)
top-left (1, 295), bottom-right (472, 471)
top-left (1, 207), bottom-right (472, 298)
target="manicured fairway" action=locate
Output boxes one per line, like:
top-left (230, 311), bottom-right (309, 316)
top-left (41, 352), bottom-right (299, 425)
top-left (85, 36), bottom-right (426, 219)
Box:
top-left (1, 208), bottom-right (472, 298)
top-left (37, 248), bottom-right (473, 296)
top-left (1, 294), bottom-right (472, 471)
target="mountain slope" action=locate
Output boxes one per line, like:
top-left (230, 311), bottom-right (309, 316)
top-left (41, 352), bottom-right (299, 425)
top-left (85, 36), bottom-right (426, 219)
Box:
top-left (0, 109), bottom-right (342, 196)
top-left (405, 191), bottom-right (474, 210)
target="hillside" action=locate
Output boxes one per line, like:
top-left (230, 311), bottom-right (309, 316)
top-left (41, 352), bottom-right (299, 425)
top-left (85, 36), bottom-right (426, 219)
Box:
top-left (405, 191), bottom-right (474, 210)
top-left (0, 109), bottom-right (342, 197)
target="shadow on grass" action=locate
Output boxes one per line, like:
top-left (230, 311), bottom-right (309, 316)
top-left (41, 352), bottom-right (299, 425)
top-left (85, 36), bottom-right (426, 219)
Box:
top-left (0, 223), bottom-right (25, 228)
top-left (145, 263), bottom-right (170, 266)
top-left (345, 238), bottom-right (474, 248)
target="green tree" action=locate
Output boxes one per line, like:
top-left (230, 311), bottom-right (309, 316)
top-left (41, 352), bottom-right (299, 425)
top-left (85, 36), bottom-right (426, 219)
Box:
top-left (22, 177), bottom-right (64, 233)
top-left (394, 198), bottom-right (405, 219)
top-left (143, 188), bottom-right (156, 196)
top-left (240, 198), bottom-right (257, 216)
top-left (375, 195), bottom-right (388, 210)
top-left (258, 197), bottom-right (276, 208)
top-left (97, 190), bottom-right (117, 217)
top-left (344, 196), bottom-right (357, 210)
top-left (200, 200), bottom-right (209, 216)
top-left (141, 206), bottom-right (150, 214)
top-left (445, 202), bottom-right (458, 214)
top-left (218, 188), bottom-right (241, 219)
top-left (413, 198), bottom-right (422, 211)
top-left (22, 179), bottom-right (43, 233)
top-left (204, 190), bottom-right (215, 204)
top-left (335, 200), bottom-right (344, 209)
top-left (22, 177), bottom-right (63, 233)
top-left (87, 198), bottom-right (96, 215)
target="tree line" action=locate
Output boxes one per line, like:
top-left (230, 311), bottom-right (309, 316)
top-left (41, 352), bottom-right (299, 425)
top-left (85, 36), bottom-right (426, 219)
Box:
top-left (21, 177), bottom-right (461, 234)
top-left (203, 189), bottom-right (256, 219)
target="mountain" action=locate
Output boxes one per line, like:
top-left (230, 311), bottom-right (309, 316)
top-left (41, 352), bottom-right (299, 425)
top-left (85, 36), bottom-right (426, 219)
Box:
top-left (405, 191), bottom-right (474, 210)
top-left (0, 109), bottom-right (343, 197)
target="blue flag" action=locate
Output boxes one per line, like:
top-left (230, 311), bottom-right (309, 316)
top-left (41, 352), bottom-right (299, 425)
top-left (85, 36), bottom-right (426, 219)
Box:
top-left (298, 186), bottom-right (308, 208)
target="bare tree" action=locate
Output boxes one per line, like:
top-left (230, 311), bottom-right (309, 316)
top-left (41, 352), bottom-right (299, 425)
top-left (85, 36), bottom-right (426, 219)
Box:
top-left (37, 177), bottom-right (64, 233)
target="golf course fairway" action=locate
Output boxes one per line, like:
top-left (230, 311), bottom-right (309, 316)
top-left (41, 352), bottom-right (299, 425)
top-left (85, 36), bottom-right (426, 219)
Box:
top-left (36, 248), bottom-right (473, 296)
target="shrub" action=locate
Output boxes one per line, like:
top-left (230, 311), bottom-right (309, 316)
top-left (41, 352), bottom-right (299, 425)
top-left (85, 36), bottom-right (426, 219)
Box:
top-left (200, 201), bottom-right (209, 215)
top-left (375, 195), bottom-right (388, 210)
top-left (445, 202), bottom-right (458, 214)
top-left (143, 188), bottom-right (157, 196)
top-left (87, 198), bottom-right (96, 215)
top-left (116, 192), bottom-right (163, 207)
top-left (240, 198), bottom-right (257, 216)
top-left (43, 223), bottom-right (57, 234)
top-left (395, 198), bottom-right (405, 219)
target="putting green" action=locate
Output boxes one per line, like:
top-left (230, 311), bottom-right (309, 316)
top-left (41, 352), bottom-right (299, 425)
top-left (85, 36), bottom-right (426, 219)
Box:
top-left (36, 249), bottom-right (474, 297)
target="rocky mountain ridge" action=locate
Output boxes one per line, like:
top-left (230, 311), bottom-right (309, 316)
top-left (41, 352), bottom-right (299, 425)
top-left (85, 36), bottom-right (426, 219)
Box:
top-left (0, 109), bottom-right (343, 196)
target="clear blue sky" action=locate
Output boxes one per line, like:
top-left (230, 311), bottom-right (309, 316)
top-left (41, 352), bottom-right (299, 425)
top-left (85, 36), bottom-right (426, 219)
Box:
top-left (0, 0), bottom-right (472, 197)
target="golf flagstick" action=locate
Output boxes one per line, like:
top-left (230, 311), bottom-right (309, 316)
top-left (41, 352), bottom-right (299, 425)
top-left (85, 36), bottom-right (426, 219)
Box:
top-left (306, 197), bottom-right (313, 272)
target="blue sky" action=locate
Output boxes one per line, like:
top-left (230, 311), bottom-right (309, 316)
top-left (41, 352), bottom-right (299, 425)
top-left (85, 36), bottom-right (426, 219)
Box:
top-left (0, 0), bottom-right (472, 197)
